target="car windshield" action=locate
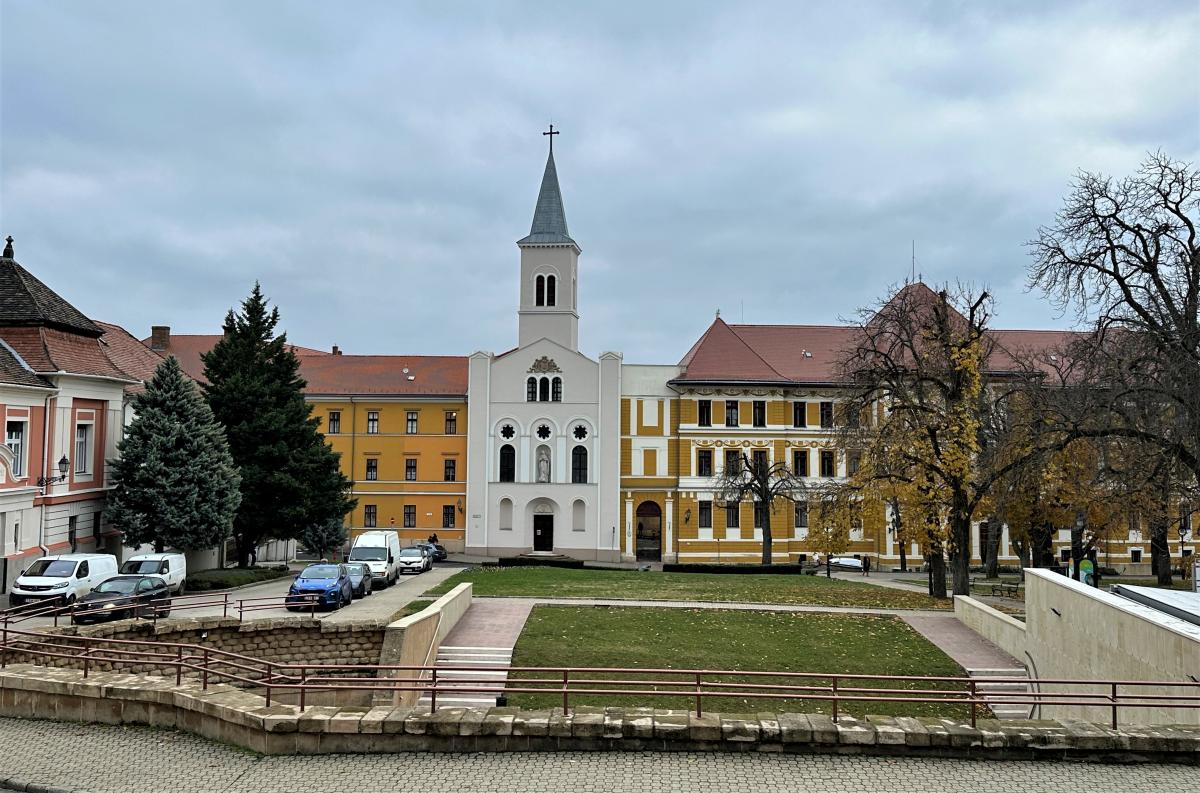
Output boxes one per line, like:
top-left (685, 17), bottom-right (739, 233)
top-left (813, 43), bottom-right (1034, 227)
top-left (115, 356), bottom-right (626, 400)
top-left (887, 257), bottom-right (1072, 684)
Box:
top-left (301, 565), bottom-right (339, 580)
top-left (349, 547), bottom-right (386, 562)
top-left (120, 560), bottom-right (164, 575)
top-left (93, 578), bottom-right (140, 594)
top-left (24, 560), bottom-right (76, 578)
top-left (346, 564), bottom-right (365, 576)
top-left (399, 548), bottom-right (423, 557)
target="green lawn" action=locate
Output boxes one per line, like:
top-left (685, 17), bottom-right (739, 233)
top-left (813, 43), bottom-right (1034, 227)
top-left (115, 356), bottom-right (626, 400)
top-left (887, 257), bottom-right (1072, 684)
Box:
top-left (425, 567), bottom-right (950, 610)
top-left (506, 606), bottom-right (973, 718)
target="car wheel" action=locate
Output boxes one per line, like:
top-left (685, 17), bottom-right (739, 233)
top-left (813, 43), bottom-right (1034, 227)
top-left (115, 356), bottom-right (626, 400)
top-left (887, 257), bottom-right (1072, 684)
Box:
top-left (65, 594), bottom-right (77, 606)
top-left (177, 580), bottom-right (187, 595)
top-left (331, 592), bottom-right (342, 611)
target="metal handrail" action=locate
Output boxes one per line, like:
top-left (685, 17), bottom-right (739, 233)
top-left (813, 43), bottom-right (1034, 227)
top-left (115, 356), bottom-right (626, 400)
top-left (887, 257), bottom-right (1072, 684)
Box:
top-left (0, 591), bottom-right (320, 628)
top-left (2, 626), bottom-right (1200, 727)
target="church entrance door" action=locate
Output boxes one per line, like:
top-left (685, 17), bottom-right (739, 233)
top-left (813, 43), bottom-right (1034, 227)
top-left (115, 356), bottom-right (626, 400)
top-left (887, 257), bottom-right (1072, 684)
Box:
top-left (533, 514), bottom-right (554, 552)
top-left (635, 501), bottom-right (662, 562)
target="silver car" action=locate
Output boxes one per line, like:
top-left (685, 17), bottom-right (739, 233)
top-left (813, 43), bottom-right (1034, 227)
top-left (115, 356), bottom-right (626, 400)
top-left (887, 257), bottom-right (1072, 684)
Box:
top-left (396, 546), bottom-right (431, 574)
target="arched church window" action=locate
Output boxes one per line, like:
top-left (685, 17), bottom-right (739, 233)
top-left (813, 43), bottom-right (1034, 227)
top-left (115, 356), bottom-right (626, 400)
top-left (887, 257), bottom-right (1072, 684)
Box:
top-left (526, 377), bottom-right (537, 402)
top-left (499, 444), bottom-right (515, 482)
top-left (538, 377), bottom-right (550, 402)
top-left (571, 446), bottom-right (588, 484)
top-left (551, 377), bottom-right (562, 402)
top-left (546, 275), bottom-right (557, 306)
top-left (535, 275), bottom-right (545, 307)
top-left (536, 424), bottom-right (552, 440)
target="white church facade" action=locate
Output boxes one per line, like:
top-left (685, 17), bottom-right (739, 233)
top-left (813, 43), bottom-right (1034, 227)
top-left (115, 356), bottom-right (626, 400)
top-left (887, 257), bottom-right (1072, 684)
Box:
top-left (464, 143), bottom-right (623, 561)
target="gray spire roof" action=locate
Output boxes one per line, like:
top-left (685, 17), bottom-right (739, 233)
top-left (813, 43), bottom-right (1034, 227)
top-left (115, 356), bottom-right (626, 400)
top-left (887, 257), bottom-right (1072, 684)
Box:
top-left (517, 150), bottom-right (578, 248)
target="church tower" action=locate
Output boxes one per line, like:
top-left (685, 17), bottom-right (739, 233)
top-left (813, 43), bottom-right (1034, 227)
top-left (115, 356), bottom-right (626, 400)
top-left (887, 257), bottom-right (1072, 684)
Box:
top-left (517, 128), bottom-right (581, 351)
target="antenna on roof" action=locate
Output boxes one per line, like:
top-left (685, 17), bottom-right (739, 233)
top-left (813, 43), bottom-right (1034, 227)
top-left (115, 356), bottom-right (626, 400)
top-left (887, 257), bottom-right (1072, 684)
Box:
top-left (911, 240), bottom-right (916, 283)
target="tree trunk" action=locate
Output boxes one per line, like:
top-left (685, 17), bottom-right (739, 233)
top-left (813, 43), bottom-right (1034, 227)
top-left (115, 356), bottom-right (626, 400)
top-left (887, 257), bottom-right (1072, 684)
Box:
top-left (154, 538), bottom-right (165, 554)
top-left (1012, 539), bottom-right (1030, 582)
top-left (761, 527), bottom-right (772, 566)
top-left (927, 548), bottom-right (947, 599)
top-left (1150, 519), bottom-right (1173, 586)
top-left (889, 498), bottom-right (908, 572)
top-left (826, 556), bottom-right (832, 578)
top-left (235, 534), bottom-right (253, 569)
top-left (899, 544), bottom-right (908, 573)
top-left (1070, 515), bottom-right (1085, 580)
top-left (950, 494), bottom-right (972, 596)
top-left (983, 519), bottom-right (1001, 578)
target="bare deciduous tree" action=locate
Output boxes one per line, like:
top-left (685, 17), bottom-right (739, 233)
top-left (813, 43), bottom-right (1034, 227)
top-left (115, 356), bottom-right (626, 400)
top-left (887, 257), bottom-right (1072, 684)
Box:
top-left (711, 451), bottom-right (806, 565)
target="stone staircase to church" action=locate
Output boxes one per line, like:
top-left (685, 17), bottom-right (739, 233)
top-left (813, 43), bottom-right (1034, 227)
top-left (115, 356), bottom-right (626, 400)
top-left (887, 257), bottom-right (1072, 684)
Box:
top-left (418, 645), bottom-right (513, 711)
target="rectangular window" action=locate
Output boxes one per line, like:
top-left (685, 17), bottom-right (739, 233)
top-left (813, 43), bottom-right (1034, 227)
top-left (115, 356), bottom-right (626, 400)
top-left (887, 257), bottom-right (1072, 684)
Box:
top-left (1060, 548), bottom-right (1071, 562)
top-left (5, 421), bottom-right (24, 477)
top-left (752, 400), bottom-right (766, 428)
top-left (403, 505), bottom-right (416, 528)
top-left (367, 411), bottom-right (379, 434)
top-left (1130, 548), bottom-right (1143, 563)
top-left (724, 449), bottom-right (741, 476)
top-left (820, 450), bottom-right (836, 477)
top-left (442, 505), bottom-right (455, 529)
top-left (444, 459), bottom-right (456, 482)
top-left (365, 458), bottom-right (378, 481)
top-left (752, 449), bottom-right (768, 476)
top-left (754, 501), bottom-right (768, 529)
top-left (445, 411), bottom-right (458, 435)
top-left (725, 400), bottom-right (740, 427)
top-left (725, 501), bottom-right (740, 529)
top-left (696, 449), bottom-right (713, 478)
top-left (698, 500), bottom-right (712, 529)
top-left (795, 500), bottom-right (809, 528)
top-left (793, 450), bottom-right (809, 477)
top-left (819, 402), bottom-right (834, 429)
top-left (793, 402), bottom-right (807, 428)
top-left (697, 400), bottom-right (712, 427)
top-left (326, 411), bottom-right (341, 434)
top-left (74, 424), bottom-right (91, 473)
top-left (847, 451), bottom-right (861, 476)
top-left (406, 411), bottom-right (418, 434)
top-left (364, 505), bottom-right (377, 528)
top-left (405, 458), bottom-right (417, 481)
top-left (847, 405), bottom-right (861, 429)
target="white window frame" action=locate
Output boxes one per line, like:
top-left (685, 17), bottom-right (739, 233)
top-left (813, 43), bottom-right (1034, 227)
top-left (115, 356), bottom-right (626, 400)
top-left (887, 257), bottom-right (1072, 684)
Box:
top-left (74, 422), bottom-right (94, 476)
top-left (5, 420), bottom-right (26, 478)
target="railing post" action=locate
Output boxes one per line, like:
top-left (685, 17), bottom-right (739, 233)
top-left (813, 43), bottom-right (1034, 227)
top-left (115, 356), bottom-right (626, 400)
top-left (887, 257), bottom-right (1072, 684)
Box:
top-left (264, 665), bottom-right (272, 707)
top-left (695, 672), bottom-right (702, 717)
top-left (299, 667), bottom-right (307, 711)
top-left (202, 647), bottom-right (209, 691)
top-left (1111, 683), bottom-right (1118, 730)
top-left (831, 676), bottom-right (839, 723)
top-left (431, 667), bottom-right (438, 712)
top-left (175, 645), bottom-right (182, 686)
top-left (222, 592), bottom-right (228, 619)
top-left (968, 678), bottom-right (976, 728)
top-left (562, 669), bottom-right (569, 715)
top-left (1, 621), bottom-right (7, 669)
top-left (82, 647), bottom-right (89, 679)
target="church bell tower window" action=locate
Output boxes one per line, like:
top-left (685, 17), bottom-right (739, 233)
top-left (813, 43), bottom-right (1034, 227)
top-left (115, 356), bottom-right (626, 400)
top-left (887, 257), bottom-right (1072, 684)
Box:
top-left (535, 275), bottom-right (545, 307)
top-left (546, 275), bottom-right (556, 306)
top-left (527, 377), bottom-right (537, 402)
top-left (551, 377), bottom-right (562, 402)
top-left (538, 377), bottom-right (550, 402)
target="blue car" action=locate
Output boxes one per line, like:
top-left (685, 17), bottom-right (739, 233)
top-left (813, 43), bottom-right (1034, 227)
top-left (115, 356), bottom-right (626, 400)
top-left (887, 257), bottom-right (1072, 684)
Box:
top-left (286, 564), bottom-right (354, 611)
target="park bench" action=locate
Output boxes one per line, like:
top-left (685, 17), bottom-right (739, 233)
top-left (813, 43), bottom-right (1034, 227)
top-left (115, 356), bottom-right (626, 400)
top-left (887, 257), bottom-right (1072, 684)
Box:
top-left (989, 582), bottom-right (1020, 598)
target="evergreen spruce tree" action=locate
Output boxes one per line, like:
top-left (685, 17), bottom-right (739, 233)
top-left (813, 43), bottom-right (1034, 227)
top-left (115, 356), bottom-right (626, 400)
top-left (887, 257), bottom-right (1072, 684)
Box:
top-left (299, 518), bottom-right (349, 561)
top-left (106, 356), bottom-right (242, 553)
top-left (202, 284), bottom-right (355, 567)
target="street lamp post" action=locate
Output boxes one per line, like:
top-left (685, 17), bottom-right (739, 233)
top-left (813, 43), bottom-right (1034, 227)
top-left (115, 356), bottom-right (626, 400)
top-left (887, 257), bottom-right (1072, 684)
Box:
top-left (36, 456), bottom-right (70, 493)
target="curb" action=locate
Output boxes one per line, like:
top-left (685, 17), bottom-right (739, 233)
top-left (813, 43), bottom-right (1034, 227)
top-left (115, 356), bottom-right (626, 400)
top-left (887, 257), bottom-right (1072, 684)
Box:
top-left (0, 778), bottom-right (94, 793)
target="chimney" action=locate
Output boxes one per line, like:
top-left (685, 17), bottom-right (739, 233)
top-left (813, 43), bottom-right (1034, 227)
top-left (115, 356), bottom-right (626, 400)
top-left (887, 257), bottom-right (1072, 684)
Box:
top-left (150, 326), bottom-right (171, 351)
top-left (332, 345), bottom-right (342, 356)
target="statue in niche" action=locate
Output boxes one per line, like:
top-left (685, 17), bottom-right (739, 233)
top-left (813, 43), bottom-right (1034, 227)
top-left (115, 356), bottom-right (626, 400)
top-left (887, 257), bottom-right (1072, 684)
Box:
top-left (536, 447), bottom-right (551, 483)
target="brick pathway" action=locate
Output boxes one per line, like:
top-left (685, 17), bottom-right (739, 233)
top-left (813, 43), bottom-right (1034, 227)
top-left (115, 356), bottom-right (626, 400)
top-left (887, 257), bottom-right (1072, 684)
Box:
top-left (0, 718), bottom-right (1184, 793)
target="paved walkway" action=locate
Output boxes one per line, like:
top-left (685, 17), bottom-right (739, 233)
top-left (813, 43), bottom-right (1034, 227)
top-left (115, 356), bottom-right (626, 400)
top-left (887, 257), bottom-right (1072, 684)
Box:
top-left (0, 718), bottom-right (1183, 793)
top-left (490, 595), bottom-right (944, 616)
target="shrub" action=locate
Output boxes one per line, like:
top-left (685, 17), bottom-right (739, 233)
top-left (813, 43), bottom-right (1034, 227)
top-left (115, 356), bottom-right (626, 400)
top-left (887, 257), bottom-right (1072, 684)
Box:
top-left (662, 563), bottom-right (809, 575)
top-left (185, 566), bottom-right (294, 591)
top-left (497, 557), bottom-right (585, 569)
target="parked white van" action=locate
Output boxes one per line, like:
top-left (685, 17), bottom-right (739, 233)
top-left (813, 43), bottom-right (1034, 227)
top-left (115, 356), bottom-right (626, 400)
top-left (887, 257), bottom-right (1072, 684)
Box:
top-left (348, 530), bottom-right (401, 587)
top-left (120, 553), bottom-right (188, 594)
top-left (9, 554), bottom-right (119, 607)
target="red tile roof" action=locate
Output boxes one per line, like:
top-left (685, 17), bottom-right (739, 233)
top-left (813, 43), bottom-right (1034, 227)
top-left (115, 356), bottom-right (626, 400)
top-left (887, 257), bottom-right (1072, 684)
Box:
top-left (143, 334), bottom-right (329, 383)
top-left (300, 355), bottom-right (468, 396)
top-left (0, 326), bottom-right (135, 382)
top-left (96, 322), bottom-right (166, 392)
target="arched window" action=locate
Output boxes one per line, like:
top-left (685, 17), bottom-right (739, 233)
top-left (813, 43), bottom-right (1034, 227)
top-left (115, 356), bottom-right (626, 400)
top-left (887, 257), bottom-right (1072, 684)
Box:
top-left (526, 377), bottom-right (537, 402)
top-left (499, 444), bottom-right (516, 482)
top-left (538, 377), bottom-right (550, 402)
top-left (499, 498), bottom-right (513, 530)
top-left (571, 446), bottom-right (588, 484)
top-left (535, 275), bottom-right (545, 306)
top-left (551, 377), bottom-right (562, 402)
top-left (546, 274), bottom-right (557, 306)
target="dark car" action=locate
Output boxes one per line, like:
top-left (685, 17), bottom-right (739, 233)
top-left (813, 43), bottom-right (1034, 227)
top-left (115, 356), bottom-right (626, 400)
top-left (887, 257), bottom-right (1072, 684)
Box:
top-left (72, 575), bottom-right (171, 624)
top-left (346, 562), bottom-right (373, 598)
top-left (286, 564), bottom-right (354, 611)
top-left (418, 543), bottom-right (448, 562)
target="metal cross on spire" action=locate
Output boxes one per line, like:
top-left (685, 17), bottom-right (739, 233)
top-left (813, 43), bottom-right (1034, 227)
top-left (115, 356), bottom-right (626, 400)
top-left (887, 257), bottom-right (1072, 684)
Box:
top-left (543, 123), bottom-right (559, 153)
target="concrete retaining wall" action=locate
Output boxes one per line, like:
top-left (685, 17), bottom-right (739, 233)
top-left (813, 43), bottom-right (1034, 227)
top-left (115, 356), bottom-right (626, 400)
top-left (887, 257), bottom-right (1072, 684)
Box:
top-left (0, 664), bottom-right (1196, 762)
top-left (954, 596), bottom-right (1027, 661)
top-left (376, 583), bottom-right (472, 707)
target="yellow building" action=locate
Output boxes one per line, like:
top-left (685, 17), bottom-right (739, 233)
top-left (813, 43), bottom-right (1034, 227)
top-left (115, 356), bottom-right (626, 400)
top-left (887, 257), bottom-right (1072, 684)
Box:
top-left (301, 354), bottom-right (470, 551)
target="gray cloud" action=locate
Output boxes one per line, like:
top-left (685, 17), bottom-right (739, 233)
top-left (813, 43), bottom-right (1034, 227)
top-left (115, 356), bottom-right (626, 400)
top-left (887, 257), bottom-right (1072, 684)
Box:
top-left (2, 0), bottom-right (1197, 362)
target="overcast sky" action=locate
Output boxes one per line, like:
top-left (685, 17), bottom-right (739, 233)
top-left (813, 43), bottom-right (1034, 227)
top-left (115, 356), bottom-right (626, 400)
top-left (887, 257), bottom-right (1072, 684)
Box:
top-left (2, 1), bottom-right (1197, 363)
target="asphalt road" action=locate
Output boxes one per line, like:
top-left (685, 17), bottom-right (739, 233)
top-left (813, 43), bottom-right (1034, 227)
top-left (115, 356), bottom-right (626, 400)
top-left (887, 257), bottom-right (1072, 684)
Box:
top-left (5, 563), bottom-right (464, 631)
